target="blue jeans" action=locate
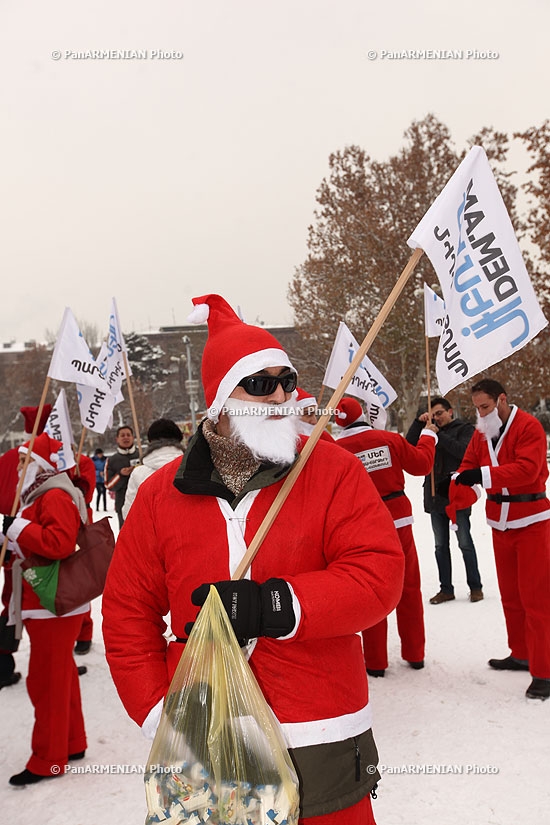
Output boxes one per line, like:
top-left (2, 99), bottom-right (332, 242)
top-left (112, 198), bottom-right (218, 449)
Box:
top-left (430, 508), bottom-right (482, 594)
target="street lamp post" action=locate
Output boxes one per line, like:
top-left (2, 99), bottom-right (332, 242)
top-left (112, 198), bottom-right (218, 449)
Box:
top-left (182, 335), bottom-right (199, 432)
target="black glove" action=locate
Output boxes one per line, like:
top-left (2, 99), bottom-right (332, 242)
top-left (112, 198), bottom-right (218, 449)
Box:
top-left (455, 468), bottom-right (482, 486)
top-left (186, 578), bottom-right (295, 645)
top-left (2, 515), bottom-right (15, 534)
top-left (436, 476), bottom-right (451, 499)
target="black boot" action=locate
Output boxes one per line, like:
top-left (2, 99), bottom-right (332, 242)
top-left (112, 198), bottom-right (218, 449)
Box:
top-left (526, 678), bottom-right (550, 700)
top-left (488, 656), bottom-right (529, 671)
top-left (367, 668), bottom-right (385, 678)
top-left (9, 769), bottom-right (48, 787)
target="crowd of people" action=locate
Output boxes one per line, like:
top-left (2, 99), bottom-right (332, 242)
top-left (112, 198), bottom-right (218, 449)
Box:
top-left (1, 294), bottom-right (549, 824)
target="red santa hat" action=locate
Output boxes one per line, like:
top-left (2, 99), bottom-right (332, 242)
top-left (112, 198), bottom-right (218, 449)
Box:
top-left (18, 432), bottom-right (63, 473)
top-left (187, 294), bottom-right (294, 421)
top-left (20, 404), bottom-right (52, 436)
top-left (445, 479), bottom-right (481, 530)
top-left (334, 397), bottom-right (365, 428)
top-left (294, 387), bottom-right (317, 410)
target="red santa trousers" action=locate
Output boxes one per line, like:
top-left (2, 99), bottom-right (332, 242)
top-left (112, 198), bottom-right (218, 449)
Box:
top-left (362, 524), bottom-right (424, 670)
top-left (492, 519), bottom-right (550, 678)
top-left (77, 609), bottom-right (94, 642)
top-left (24, 614), bottom-right (87, 775)
top-left (300, 793), bottom-right (376, 825)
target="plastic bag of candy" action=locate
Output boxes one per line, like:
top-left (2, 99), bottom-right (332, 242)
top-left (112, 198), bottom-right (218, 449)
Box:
top-left (144, 586), bottom-right (299, 825)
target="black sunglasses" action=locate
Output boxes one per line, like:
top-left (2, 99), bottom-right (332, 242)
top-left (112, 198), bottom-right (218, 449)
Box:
top-left (237, 371), bottom-right (298, 397)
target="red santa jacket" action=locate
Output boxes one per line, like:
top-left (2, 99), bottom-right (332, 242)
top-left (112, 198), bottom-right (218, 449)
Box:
top-left (7, 480), bottom-right (86, 618)
top-left (335, 424), bottom-right (437, 527)
top-left (102, 434), bottom-right (403, 750)
top-left (459, 406), bottom-right (550, 531)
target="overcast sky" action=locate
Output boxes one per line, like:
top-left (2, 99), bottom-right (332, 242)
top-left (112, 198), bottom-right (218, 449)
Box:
top-left (2, 0), bottom-right (549, 345)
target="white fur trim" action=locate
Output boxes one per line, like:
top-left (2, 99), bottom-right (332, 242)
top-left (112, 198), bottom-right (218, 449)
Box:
top-left (281, 702), bottom-right (373, 749)
top-left (187, 304), bottom-right (210, 325)
top-left (481, 465), bottom-right (492, 488)
top-left (7, 517), bottom-right (31, 542)
top-left (394, 516), bottom-right (414, 529)
top-left (421, 428), bottom-right (438, 443)
top-left (208, 348), bottom-right (294, 422)
top-left (19, 445), bottom-right (56, 472)
top-left (142, 698), bottom-right (164, 740)
top-left (488, 509), bottom-right (550, 531)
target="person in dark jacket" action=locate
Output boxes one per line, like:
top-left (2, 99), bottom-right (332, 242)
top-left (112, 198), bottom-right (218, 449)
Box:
top-left (104, 427), bottom-right (139, 528)
top-left (406, 396), bottom-right (483, 605)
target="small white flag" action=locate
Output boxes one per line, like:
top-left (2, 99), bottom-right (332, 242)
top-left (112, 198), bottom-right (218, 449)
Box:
top-left (323, 322), bottom-right (397, 429)
top-left (44, 390), bottom-right (75, 471)
top-left (408, 146), bottom-right (547, 395)
top-left (47, 308), bottom-right (105, 388)
top-left (97, 298), bottom-right (131, 394)
top-left (423, 284), bottom-right (446, 338)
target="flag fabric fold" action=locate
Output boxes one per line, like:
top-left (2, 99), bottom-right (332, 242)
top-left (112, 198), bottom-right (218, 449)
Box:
top-left (323, 321), bottom-right (397, 429)
top-left (44, 389), bottom-right (76, 471)
top-left (47, 308), bottom-right (106, 389)
top-left (423, 283), bottom-right (446, 338)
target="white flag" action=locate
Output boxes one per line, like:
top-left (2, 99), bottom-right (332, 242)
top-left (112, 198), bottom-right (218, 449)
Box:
top-left (323, 322), bottom-right (397, 429)
top-left (44, 389), bottom-right (75, 471)
top-left (48, 308), bottom-right (106, 388)
top-left (77, 342), bottom-right (123, 433)
top-left (424, 284), bottom-right (446, 338)
top-left (97, 298), bottom-right (131, 394)
top-left (408, 146), bottom-right (548, 395)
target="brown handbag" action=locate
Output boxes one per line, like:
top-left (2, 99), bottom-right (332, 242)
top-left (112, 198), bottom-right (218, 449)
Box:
top-left (21, 517), bottom-right (115, 616)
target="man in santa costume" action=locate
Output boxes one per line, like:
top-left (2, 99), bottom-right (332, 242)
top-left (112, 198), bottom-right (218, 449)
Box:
top-left (0, 404), bottom-right (51, 691)
top-left (334, 396), bottom-right (437, 677)
top-left (455, 378), bottom-right (550, 701)
top-left (3, 433), bottom-right (89, 785)
top-left (102, 294), bottom-right (404, 825)
top-left (294, 386), bottom-right (335, 442)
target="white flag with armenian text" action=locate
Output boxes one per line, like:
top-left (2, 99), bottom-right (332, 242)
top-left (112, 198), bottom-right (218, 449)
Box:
top-left (408, 146), bottom-right (547, 395)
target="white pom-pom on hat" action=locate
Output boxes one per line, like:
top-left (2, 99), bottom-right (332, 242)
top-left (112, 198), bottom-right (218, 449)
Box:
top-left (187, 304), bottom-right (210, 325)
top-left (50, 453), bottom-right (59, 464)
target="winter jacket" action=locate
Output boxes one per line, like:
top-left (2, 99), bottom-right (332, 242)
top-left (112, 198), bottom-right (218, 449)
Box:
top-left (406, 417), bottom-right (474, 514)
top-left (102, 426), bottom-right (404, 751)
top-left (122, 439), bottom-right (184, 520)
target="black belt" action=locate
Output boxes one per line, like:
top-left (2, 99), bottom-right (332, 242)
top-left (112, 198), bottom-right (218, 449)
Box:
top-left (382, 490), bottom-right (405, 502)
top-left (487, 492), bottom-right (547, 504)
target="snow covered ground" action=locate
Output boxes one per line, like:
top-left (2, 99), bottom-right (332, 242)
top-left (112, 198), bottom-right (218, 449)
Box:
top-left (1, 475), bottom-right (549, 825)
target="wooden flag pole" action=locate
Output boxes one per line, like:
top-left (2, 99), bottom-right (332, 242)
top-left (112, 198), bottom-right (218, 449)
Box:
top-left (75, 427), bottom-right (87, 473)
top-left (425, 335), bottom-right (436, 496)
top-left (122, 352), bottom-right (143, 461)
top-left (317, 385), bottom-right (326, 408)
top-left (0, 377), bottom-right (51, 567)
top-left (232, 247), bottom-right (424, 580)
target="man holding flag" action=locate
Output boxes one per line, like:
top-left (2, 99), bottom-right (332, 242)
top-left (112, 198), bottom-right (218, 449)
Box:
top-left (454, 378), bottom-right (550, 701)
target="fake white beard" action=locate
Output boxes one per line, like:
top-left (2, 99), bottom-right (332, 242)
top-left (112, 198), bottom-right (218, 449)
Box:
top-left (18, 461), bottom-right (41, 495)
top-left (223, 397), bottom-right (301, 465)
top-left (475, 407), bottom-right (503, 440)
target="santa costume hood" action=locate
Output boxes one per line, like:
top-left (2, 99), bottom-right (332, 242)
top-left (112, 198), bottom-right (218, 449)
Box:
top-left (335, 397), bottom-right (366, 428)
top-left (18, 432), bottom-right (63, 473)
top-left (187, 294), bottom-right (294, 422)
top-left (294, 387), bottom-right (317, 410)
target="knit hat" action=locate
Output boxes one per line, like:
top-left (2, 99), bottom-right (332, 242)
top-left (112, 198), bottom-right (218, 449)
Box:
top-left (294, 387), bottom-right (317, 410)
top-left (20, 405), bottom-right (52, 436)
top-left (18, 432), bottom-right (63, 472)
top-left (334, 397), bottom-right (365, 428)
top-left (445, 479), bottom-right (481, 530)
top-left (187, 294), bottom-right (294, 421)
top-left (147, 418), bottom-right (183, 443)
